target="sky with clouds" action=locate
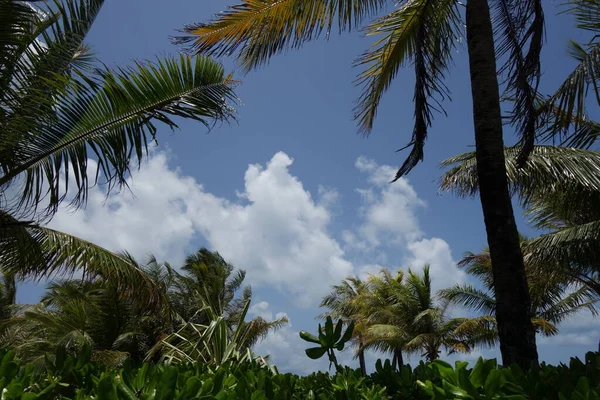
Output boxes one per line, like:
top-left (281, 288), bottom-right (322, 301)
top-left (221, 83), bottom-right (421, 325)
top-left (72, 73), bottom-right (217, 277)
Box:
top-left (17, 0), bottom-right (600, 375)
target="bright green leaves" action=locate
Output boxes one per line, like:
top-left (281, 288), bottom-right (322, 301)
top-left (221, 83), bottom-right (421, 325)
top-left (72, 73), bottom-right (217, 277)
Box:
top-left (299, 316), bottom-right (355, 370)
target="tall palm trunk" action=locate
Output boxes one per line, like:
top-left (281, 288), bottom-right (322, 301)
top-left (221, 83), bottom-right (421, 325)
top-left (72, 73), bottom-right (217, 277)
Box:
top-left (393, 349), bottom-right (403, 371)
top-left (358, 344), bottom-right (367, 376)
top-left (465, 0), bottom-right (538, 369)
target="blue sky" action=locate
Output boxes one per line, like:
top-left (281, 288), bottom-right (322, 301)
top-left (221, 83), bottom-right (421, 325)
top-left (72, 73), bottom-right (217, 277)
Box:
top-left (18, 1), bottom-right (599, 374)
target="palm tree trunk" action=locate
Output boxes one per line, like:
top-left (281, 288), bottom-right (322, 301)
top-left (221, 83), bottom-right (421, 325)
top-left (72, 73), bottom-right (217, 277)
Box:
top-left (358, 350), bottom-right (367, 376)
top-left (393, 349), bottom-right (403, 371)
top-left (465, 0), bottom-right (538, 369)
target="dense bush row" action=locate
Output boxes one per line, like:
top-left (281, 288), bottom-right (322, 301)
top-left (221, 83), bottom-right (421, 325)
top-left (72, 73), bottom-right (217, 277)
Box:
top-left (2, 346), bottom-right (600, 399)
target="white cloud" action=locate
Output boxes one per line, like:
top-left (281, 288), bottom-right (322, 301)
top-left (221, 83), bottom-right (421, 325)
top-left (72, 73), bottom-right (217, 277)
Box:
top-left (405, 238), bottom-right (466, 293)
top-left (50, 151), bottom-right (353, 306)
top-left (352, 157), bottom-right (425, 249)
top-left (350, 157), bottom-right (464, 289)
top-left (45, 151), bottom-right (477, 373)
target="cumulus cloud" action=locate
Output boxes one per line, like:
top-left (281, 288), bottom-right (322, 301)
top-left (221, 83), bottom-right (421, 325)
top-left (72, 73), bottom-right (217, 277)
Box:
top-left (50, 151), bottom-right (353, 306)
top-left (348, 157), bottom-right (464, 288)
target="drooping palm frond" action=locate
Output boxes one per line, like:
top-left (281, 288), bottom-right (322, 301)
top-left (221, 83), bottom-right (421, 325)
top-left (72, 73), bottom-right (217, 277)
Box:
top-left (492, 0), bottom-right (544, 165)
top-left (353, 0), bottom-right (460, 179)
top-left (1, 54), bottom-right (238, 218)
top-left (0, 214), bottom-right (170, 311)
top-left (537, 0), bottom-right (600, 148)
top-left (177, 0), bottom-right (386, 71)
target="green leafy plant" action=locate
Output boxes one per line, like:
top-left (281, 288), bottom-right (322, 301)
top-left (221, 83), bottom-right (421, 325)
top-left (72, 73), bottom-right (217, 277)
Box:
top-left (299, 317), bottom-right (355, 370)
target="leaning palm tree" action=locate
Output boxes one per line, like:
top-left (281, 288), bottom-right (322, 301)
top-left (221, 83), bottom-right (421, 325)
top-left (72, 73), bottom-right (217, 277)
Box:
top-left (0, 0), bottom-right (239, 304)
top-left (319, 276), bottom-right (370, 375)
top-left (440, 242), bottom-right (598, 344)
top-left (178, 0), bottom-right (550, 367)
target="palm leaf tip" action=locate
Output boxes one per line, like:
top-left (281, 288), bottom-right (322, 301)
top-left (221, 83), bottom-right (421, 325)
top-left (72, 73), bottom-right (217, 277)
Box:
top-left (353, 0), bottom-right (460, 181)
top-left (175, 0), bottom-right (388, 70)
top-left (1, 53), bottom-right (240, 218)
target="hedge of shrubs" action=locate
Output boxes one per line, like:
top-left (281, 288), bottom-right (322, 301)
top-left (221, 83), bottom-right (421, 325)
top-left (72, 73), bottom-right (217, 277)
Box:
top-left (2, 347), bottom-right (600, 399)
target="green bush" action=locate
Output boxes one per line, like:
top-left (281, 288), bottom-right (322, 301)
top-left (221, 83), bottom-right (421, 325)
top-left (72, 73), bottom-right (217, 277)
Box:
top-left (0, 347), bottom-right (599, 399)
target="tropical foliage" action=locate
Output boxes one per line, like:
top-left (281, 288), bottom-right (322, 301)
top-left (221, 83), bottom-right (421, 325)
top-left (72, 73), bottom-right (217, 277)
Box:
top-left (0, 345), bottom-right (599, 399)
top-left (0, 0), bottom-right (239, 306)
top-left (176, 0), bottom-right (568, 367)
top-left (440, 145), bottom-right (600, 302)
top-left (319, 263), bottom-right (596, 373)
top-left (440, 240), bottom-right (598, 341)
top-left (0, 248), bottom-right (287, 369)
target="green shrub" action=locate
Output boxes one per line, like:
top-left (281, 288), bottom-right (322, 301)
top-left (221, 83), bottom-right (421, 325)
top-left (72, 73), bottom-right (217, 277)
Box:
top-left (0, 347), bottom-right (599, 399)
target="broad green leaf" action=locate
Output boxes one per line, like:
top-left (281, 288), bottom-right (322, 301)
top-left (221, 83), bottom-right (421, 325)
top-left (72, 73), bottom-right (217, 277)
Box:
top-left (305, 347), bottom-right (328, 360)
top-left (299, 331), bottom-right (321, 345)
top-left (97, 375), bottom-right (118, 400)
top-left (155, 367), bottom-right (178, 400)
top-left (340, 321), bottom-right (355, 345)
top-left (333, 319), bottom-right (343, 344)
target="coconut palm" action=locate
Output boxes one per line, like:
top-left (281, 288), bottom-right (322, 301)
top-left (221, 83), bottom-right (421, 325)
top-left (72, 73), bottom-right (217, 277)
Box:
top-left (150, 248), bottom-right (289, 363)
top-left (178, 0), bottom-right (551, 367)
top-left (0, 0), bottom-right (239, 304)
top-left (340, 266), bottom-right (491, 368)
top-left (319, 276), bottom-right (370, 375)
top-left (365, 266), bottom-right (489, 364)
top-left (440, 242), bottom-right (598, 343)
top-left (1, 258), bottom-right (177, 366)
top-left (440, 145), bottom-right (600, 300)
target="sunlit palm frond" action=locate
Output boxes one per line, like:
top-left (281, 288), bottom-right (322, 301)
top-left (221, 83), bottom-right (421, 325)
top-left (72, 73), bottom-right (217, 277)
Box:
top-left (524, 220), bottom-right (600, 271)
top-left (438, 285), bottom-right (496, 315)
top-left (440, 146), bottom-right (600, 202)
top-left (239, 315), bottom-right (289, 349)
top-left (1, 55), bottom-right (238, 218)
top-left (178, 0), bottom-right (386, 70)
top-left (354, 0), bottom-right (460, 179)
top-left (531, 317), bottom-right (559, 336)
top-left (452, 316), bottom-right (498, 349)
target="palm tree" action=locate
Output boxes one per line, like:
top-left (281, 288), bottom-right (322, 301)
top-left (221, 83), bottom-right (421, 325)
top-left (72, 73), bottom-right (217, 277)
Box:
top-left (440, 242), bottom-right (598, 344)
top-left (0, 0), bottom-right (239, 303)
top-left (365, 266), bottom-right (487, 364)
top-left (319, 277), bottom-right (370, 375)
top-left (152, 248), bottom-right (289, 363)
top-left (1, 257), bottom-right (177, 366)
top-left (178, 0), bottom-right (548, 367)
top-left (440, 145), bottom-right (600, 302)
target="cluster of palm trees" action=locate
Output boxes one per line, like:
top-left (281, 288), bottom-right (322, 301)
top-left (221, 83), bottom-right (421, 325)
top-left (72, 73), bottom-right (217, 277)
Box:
top-left (182, 0), bottom-right (600, 369)
top-left (0, 248), bottom-right (287, 367)
top-left (4, 0), bottom-right (600, 374)
top-left (321, 250), bottom-right (597, 376)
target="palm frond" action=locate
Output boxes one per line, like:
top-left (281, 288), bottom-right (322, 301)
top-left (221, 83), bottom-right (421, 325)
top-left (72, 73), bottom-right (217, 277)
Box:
top-left (493, 0), bottom-right (544, 165)
top-left (177, 0), bottom-right (386, 70)
top-left (537, 0), bottom-right (600, 147)
top-left (1, 55), bottom-right (238, 218)
top-left (0, 216), bottom-right (170, 311)
top-left (438, 285), bottom-right (496, 315)
top-left (440, 146), bottom-right (600, 202)
top-left (354, 0), bottom-right (460, 179)
top-left (524, 220), bottom-right (600, 271)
